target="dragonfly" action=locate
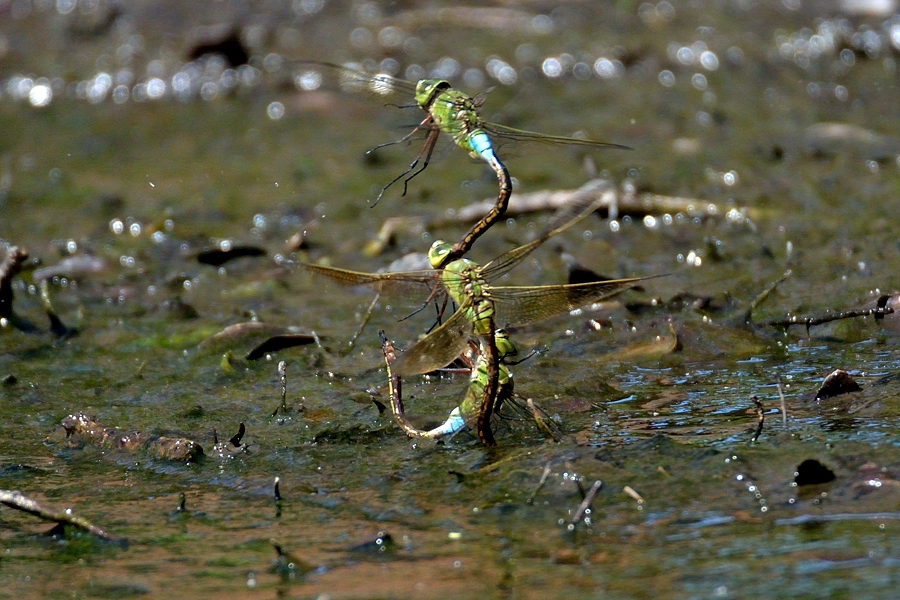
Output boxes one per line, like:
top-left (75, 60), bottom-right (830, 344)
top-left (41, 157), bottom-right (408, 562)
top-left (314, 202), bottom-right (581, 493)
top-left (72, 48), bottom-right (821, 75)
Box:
top-left (294, 61), bottom-right (630, 264)
top-left (301, 193), bottom-right (611, 341)
top-left (379, 329), bottom-right (516, 441)
top-left (390, 256), bottom-right (651, 444)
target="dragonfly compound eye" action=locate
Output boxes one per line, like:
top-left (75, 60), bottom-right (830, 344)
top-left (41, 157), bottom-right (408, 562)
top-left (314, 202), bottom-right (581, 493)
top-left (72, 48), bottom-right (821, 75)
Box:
top-left (427, 241), bottom-right (452, 267)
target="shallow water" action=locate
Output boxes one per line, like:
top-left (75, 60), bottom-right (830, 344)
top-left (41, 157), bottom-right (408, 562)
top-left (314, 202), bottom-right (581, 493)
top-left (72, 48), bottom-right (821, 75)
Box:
top-left (2, 1), bottom-right (900, 598)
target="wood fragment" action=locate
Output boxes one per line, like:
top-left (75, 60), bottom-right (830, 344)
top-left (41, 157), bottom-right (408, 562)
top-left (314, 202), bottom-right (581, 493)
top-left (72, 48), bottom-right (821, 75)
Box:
top-left (570, 480), bottom-right (603, 526)
top-left (526, 461), bottom-right (553, 505)
top-left (366, 179), bottom-right (751, 255)
top-left (776, 374), bottom-right (788, 430)
top-left (0, 489), bottom-right (123, 543)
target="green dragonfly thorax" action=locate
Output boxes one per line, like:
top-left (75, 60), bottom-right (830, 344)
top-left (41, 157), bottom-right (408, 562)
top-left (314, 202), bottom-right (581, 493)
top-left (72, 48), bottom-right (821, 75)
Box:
top-left (426, 88), bottom-right (487, 160)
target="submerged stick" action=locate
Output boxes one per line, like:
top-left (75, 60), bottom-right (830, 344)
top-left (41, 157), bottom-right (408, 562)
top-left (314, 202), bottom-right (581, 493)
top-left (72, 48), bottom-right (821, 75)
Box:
top-left (763, 305), bottom-right (894, 332)
top-left (743, 270), bottom-right (791, 324)
top-left (776, 374), bottom-right (788, 430)
top-left (272, 361), bottom-right (289, 416)
top-left (0, 489), bottom-right (123, 543)
top-left (569, 480), bottom-right (603, 527)
top-left (526, 461), bottom-right (553, 505)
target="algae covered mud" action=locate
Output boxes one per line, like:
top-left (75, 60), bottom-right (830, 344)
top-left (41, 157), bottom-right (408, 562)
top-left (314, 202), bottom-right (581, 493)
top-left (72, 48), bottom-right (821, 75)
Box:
top-left (2, 0), bottom-right (900, 597)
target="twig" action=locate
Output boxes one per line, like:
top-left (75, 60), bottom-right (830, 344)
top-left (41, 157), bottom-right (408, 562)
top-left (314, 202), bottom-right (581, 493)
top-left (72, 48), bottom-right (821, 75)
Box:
top-left (776, 374), bottom-right (788, 430)
top-left (623, 485), bottom-right (645, 505)
top-left (743, 270), bottom-right (791, 324)
top-left (763, 305), bottom-right (893, 332)
top-left (569, 480), bottom-right (603, 527)
top-left (0, 489), bottom-right (123, 543)
top-left (272, 361), bottom-right (289, 416)
top-left (526, 461), bottom-right (552, 505)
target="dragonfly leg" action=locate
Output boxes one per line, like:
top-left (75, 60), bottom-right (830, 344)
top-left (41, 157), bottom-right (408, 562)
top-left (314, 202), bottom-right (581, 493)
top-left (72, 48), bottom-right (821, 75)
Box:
top-left (342, 291), bottom-right (381, 353)
top-left (442, 155), bottom-right (512, 265)
top-left (370, 116), bottom-right (435, 207)
top-left (399, 127), bottom-right (440, 197)
top-left (365, 115), bottom-right (426, 153)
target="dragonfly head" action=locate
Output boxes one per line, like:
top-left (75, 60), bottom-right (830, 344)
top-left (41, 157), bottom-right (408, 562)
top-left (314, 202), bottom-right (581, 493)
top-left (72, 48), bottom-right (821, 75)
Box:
top-left (427, 240), bottom-right (453, 268)
top-left (415, 79), bottom-right (451, 109)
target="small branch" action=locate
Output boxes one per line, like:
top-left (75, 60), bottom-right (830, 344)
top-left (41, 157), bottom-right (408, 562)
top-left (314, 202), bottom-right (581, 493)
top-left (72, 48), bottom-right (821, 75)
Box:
top-left (763, 305), bottom-right (894, 332)
top-left (526, 461), bottom-right (552, 505)
top-left (776, 374), bottom-right (788, 430)
top-left (569, 480), bottom-right (603, 527)
top-left (0, 489), bottom-right (123, 544)
top-left (743, 270), bottom-right (791, 324)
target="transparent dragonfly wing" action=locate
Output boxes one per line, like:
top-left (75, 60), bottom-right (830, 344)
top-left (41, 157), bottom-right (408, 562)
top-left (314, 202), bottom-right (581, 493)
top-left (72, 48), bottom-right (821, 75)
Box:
top-left (289, 60), bottom-right (419, 102)
top-left (300, 262), bottom-right (441, 296)
top-left (392, 300), bottom-right (476, 376)
top-left (490, 277), bottom-right (649, 329)
top-left (481, 122), bottom-right (632, 150)
top-left (481, 193), bottom-right (609, 282)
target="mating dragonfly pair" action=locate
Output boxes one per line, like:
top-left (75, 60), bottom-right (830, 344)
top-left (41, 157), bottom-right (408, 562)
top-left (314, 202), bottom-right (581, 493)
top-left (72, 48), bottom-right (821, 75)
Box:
top-left (296, 62), bottom-right (645, 445)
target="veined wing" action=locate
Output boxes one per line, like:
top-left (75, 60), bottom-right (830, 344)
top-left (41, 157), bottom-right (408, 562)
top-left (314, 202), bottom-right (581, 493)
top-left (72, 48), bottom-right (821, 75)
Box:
top-left (392, 299), bottom-right (476, 376)
top-left (491, 276), bottom-right (651, 329)
top-left (481, 122), bottom-right (631, 150)
top-left (481, 193), bottom-right (610, 281)
top-left (300, 262), bottom-right (440, 295)
top-left (290, 60), bottom-right (419, 102)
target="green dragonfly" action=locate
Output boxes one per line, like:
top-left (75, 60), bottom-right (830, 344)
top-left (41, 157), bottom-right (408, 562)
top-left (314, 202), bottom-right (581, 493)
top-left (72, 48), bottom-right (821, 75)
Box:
top-left (302, 193), bottom-right (611, 335)
top-left (386, 251), bottom-right (649, 445)
top-left (380, 329), bottom-right (516, 441)
top-left (294, 61), bottom-right (629, 263)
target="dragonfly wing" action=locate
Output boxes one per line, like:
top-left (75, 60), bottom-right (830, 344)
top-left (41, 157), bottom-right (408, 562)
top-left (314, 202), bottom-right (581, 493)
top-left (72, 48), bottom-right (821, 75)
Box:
top-left (290, 60), bottom-right (419, 100)
top-left (300, 262), bottom-right (440, 295)
top-left (393, 303), bottom-right (476, 376)
top-left (482, 122), bottom-right (631, 150)
top-left (482, 192), bottom-right (610, 281)
top-left (491, 277), bottom-right (647, 329)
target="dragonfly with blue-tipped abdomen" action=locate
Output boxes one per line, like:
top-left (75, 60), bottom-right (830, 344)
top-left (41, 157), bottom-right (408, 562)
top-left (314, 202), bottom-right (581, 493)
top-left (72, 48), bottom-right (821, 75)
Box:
top-left (292, 61), bottom-right (630, 263)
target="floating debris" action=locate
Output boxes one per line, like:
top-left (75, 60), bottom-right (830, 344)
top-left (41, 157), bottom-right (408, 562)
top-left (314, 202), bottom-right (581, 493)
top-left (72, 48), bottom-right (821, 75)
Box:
top-left (246, 333), bottom-right (317, 360)
top-left (815, 369), bottom-right (862, 400)
top-left (197, 245), bottom-right (266, 266)
top-left (795, 459), bottom-right (837, 486)
top-left (61, 412), bottom-right (204, 462)
top-left (365, 178), bottom-right (751, 255)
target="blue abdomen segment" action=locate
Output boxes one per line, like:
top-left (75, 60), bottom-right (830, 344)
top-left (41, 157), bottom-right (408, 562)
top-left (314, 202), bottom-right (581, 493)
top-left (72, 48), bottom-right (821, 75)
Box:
top-left (468, 129), bottom-right (497, 164)
top-left (426, 407), bottom-right (466, 437)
